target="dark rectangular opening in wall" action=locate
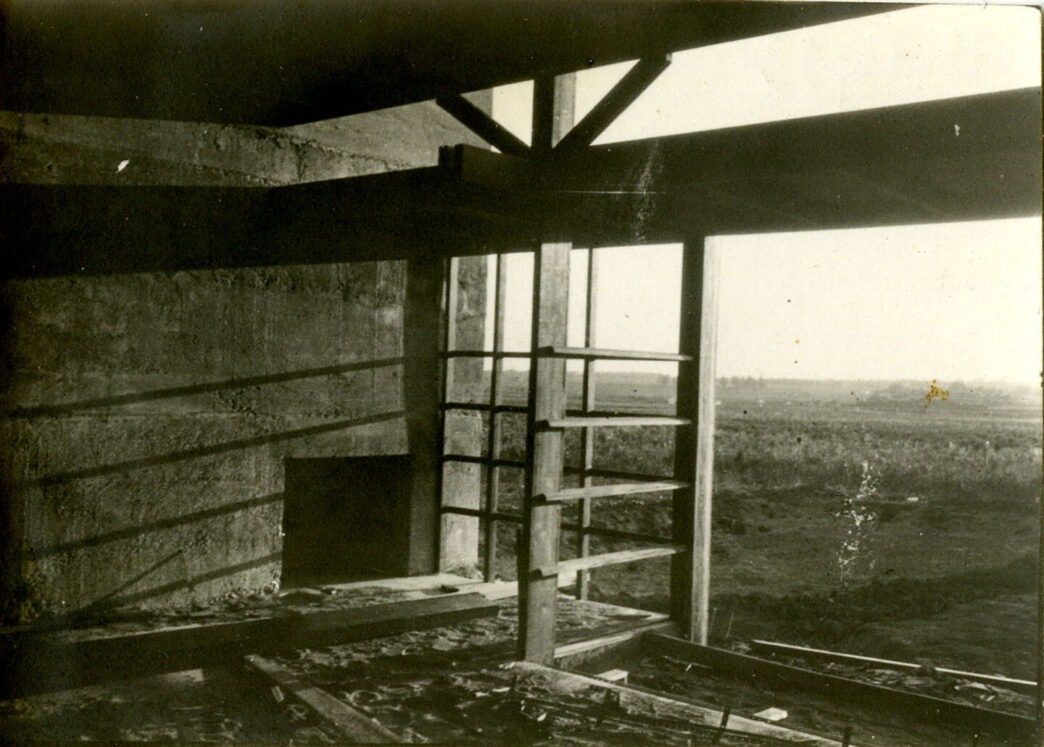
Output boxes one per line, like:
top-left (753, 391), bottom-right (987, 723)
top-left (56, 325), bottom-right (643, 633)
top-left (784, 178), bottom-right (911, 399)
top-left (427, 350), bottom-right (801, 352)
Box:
top-left (281, 455), bottom-right (413, 588)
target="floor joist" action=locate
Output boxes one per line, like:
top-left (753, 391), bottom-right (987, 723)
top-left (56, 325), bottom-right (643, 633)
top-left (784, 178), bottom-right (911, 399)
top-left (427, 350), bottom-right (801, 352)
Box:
top-left (1, 592), bottom-right (498, 698)
top-left (645, 633), bottom-right (1036, 741)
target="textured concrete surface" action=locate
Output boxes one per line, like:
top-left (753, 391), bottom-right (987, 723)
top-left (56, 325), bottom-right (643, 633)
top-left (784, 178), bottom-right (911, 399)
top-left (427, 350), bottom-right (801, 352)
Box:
top-left (0, 95), bottom-right (491, 621)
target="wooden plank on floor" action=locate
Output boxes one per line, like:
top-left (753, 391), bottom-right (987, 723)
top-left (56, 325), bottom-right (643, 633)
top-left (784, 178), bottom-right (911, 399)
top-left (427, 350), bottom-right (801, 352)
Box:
top-left (2, 592), bottom-right (498, 697)
top-left (749, 639), bottom-right (1038, 695)
top-left (246, 654), bottom-right (399, 743)
top-left (509, 661), bottom-right (843, 745)
top-left (646, 633), bottom-right (1036, 740)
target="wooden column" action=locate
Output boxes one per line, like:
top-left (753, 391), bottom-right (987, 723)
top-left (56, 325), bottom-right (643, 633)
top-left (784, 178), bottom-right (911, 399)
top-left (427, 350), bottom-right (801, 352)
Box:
top-left (670, 238), bottom-right (719, 642)
top-left (404, 251), bottom-right (446, 574)
top-left (518, 71), bottom-right (576, 663)
top-left (519, 241), bottom-right (570, 663)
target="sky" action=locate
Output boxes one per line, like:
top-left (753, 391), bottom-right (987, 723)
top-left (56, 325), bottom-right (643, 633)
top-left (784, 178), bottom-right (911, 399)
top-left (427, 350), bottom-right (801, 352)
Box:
top-left (486, 4), bottom-right (1042, 384)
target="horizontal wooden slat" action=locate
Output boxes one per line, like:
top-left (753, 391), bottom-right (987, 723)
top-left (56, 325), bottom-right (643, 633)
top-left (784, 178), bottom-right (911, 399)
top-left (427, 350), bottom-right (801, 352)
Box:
top-left (538, 346), bottom-right (692, 363)
top-left (543, 480), bottom-right (688, 503)
top-left (440, 454), bottom-right (526, 469)
top-left (441, 402), bottom-right (528, 414)
top-left (558, 546), bottom-right (684, 574)
top-left (443, 350), bottom-right (531, 359)
top-left (441, 506), bottom-right (523, 523)
top-left (542, 416), bottom-right (691, 429)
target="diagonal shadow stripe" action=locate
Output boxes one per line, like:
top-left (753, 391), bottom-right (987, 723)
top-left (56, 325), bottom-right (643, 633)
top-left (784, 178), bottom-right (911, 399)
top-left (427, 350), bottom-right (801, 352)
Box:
top-left (2, 358), bottom-right (404, 419)
top-left (82, 551), bottom-right (285, 615)
top-left (27, 411), bottom-right (406, 487)
top-left (32, 492), bottom-right (285, 559)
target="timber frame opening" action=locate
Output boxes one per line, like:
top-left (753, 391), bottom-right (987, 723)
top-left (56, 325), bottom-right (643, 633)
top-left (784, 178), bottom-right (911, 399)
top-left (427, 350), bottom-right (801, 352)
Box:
top-left (436, 238), bottom-right (718, 663)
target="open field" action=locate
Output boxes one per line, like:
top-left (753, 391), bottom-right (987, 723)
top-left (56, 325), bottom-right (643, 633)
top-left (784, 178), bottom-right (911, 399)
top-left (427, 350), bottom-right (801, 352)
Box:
top-left (481, 373), bottom-right (1041, 679)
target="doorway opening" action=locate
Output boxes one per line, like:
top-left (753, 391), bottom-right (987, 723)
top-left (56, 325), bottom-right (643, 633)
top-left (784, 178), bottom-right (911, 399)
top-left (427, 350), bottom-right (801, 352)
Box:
top-left (281, 455), bottom-right (414, 588)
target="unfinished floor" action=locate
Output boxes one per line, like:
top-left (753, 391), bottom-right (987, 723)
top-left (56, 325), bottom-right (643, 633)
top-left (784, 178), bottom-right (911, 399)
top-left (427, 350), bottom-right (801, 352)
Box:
top-left (0, 574), bottom-right (1034, 746)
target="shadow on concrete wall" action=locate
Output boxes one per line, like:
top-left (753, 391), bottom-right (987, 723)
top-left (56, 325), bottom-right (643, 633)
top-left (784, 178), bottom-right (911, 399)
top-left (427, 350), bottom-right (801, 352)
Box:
top-left (2, 358), bottom-right (403, 420)
top-left (1, 357), bottom-right (409, 624)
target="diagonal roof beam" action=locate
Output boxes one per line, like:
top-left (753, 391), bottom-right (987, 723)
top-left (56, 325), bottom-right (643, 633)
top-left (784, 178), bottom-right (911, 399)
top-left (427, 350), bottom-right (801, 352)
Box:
top-left (436, 94), bottom-right (532, 158)
top-left (554, 54), bottom-right (672, 153)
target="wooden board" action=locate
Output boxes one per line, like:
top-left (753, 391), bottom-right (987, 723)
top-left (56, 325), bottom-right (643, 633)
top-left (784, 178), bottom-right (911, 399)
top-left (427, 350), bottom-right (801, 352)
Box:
top-left (541, 416), bottom-right (691, 429)
top-left (545, 480), bottom-right (688, 503)
top-left (2, 592), bottom-right (498, 697)
top-left (647, 633), bottom-right (1036, 741)
top-left (557, 546), bottom-right (684, 574)
top-left (750, 639), bottom-right (1037, 695)
top-left (509, 661), bottom-right (843, 745)
top-left (246, 654), bottom-right (399, 743)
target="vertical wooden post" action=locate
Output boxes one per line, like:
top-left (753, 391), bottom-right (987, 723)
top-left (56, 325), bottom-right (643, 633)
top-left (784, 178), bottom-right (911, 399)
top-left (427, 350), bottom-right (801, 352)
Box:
top-left (483, 255), bottom-right (508, 581)
top-left (518, 71), bottom-right (575, 663)
top-left (671, 237), bottom-right (719, 643)
top-left (404, 251), bottom-right (447, 574)
top-left (576, 247), bottom-right (600, 599)
top-left (532, 74), bottom-right (576, 154)
top-left (520, 242), bottom-right (570, 663)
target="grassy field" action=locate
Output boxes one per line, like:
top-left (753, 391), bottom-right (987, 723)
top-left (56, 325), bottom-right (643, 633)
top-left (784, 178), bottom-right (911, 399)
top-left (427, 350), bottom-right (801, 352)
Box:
top-left (479, 372), bottom-right (1041, 679)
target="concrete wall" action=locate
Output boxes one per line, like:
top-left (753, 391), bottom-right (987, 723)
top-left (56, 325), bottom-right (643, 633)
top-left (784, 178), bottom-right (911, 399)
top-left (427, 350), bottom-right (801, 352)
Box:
top-left (0, 96), bottom-right (489, 622)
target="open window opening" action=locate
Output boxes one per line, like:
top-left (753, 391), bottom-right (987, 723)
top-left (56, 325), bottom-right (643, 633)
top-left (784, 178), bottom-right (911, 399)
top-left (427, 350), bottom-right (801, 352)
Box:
top-left (706, 220), bottom-right (1042, 682)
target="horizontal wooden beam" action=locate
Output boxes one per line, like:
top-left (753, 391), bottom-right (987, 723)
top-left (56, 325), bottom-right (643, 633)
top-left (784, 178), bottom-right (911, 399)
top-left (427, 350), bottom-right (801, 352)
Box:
top-left (5, 88), bottom-right (1036, 279)
top-left (246, 654), bottom-right (400, 742)
top-left (1, 592), bottom-right (497, 697)
top-left (538, 346), bottom-right (692, 362)
top-left (646, 633), bottom-right (1036, 740)
top-left (555, 54), bottom-right (671, 152)
top-left (543, 480), bottom-right (689, 503)
top-left (437, 95), bottom-right (531, 157)
top-left (558, 546), bottom-right (684, 574)
top-left (447, 87), bottom-right (1042, 238)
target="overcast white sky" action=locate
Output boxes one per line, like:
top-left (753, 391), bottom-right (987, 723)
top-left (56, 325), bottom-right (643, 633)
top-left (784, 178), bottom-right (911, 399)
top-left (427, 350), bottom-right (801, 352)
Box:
top-left (488, 4), bottom-right (1042, 384)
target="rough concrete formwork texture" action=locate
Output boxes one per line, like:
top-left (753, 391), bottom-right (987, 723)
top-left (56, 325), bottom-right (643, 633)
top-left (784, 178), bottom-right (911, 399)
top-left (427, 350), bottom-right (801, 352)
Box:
top-left (0, 95), bottom-right (491, 622)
